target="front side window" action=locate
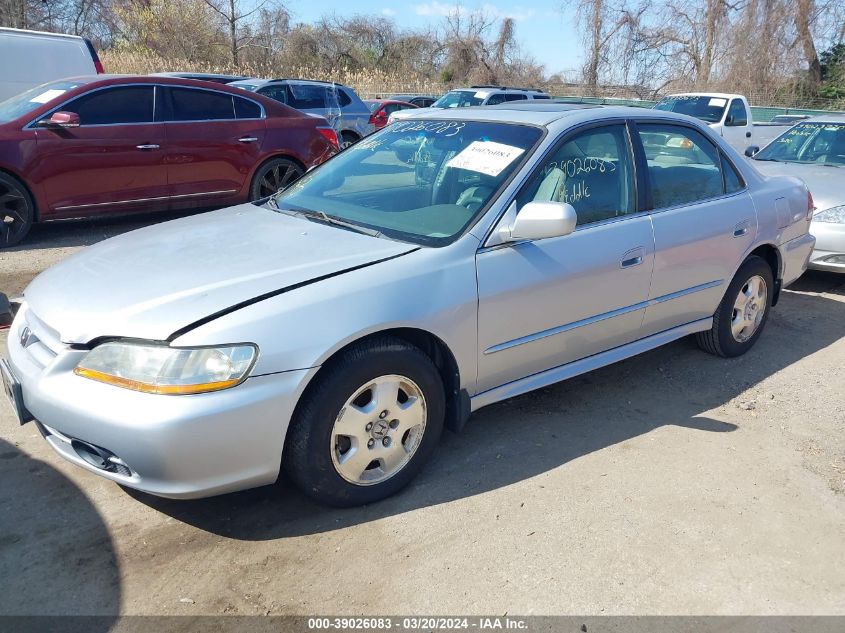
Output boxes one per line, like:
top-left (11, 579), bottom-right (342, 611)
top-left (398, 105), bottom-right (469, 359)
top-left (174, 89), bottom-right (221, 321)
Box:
top-left (726, 99), bottom-right (747, 126)
top-left (431, 90), bottom-right (484, 108)
top-left (169, 88), bottom-right (234, 121)
top-left (504, 94), bottom-right (528, 101)
top-left (485, 93), bottom-right (506, 105)
top-left (639, 123), bottom-right (724, 208)
top-left (754, 122), bottom-right (845, 166)
top-left (64, 86), bottom-right (155, 125)
top-left (273, 120), bottom-right (542, 245)
top-left (516, 124), bottom-right (635, 226)
top-left (654, 95), bottom-right (728, 124)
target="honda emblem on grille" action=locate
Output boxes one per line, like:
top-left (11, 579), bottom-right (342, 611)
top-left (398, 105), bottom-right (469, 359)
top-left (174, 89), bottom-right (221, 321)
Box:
top-left (19, 326), bottom-right (32, 348)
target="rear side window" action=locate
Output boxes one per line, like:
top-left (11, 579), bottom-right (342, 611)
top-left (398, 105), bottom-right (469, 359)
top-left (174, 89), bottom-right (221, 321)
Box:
top-left (257, 85), bottom-right (286, 104)
top-left (337, 89), bottom-right (353, 107)
top-left (517, 124), bottom-right (636, 226)
top-left (726, 99), bottom-right (747, 126)
top-left (533, 94), bottom-right (551, 100)
top-left (722, 155), bottom-right (744, 193)
top-left (234, 96), bottom-right (261, 119)
top-left (504, 93), bottom-right (528, 101)
top-left (286, 84), bottom-right (328, 109)
top-left (169, 88), bottom-right (234, 121)
top-left (64, 86), bottom-right (154, 125)
top-left (638, 124), bottom-right (724, 209)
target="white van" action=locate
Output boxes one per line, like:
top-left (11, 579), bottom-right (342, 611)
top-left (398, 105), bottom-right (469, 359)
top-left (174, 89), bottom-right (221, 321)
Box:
top-left (0, 28), bottom-right (102, 102)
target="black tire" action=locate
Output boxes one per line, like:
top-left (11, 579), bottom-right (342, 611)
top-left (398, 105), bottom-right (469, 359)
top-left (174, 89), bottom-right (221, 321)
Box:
top-left (284, 336), bottom-right (445, 507)
top-left (696, 255), bottom-right (774, 358)
top-left (0, 172), bottom-right (35, 248)
top-left (249, 157), bottom-right (304, 201)
top-left (340, 131), bottom-right (360, 150)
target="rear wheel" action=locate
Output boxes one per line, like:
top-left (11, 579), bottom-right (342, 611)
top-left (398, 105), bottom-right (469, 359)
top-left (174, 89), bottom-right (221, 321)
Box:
top-left (696, 255), bottom-right (773, 357)
top-left (249, 157), bottom-right (304, 201)
top-left (0, 173), bottom-right (34, 248)
top-left (284, 336), bottom-right (445, 507)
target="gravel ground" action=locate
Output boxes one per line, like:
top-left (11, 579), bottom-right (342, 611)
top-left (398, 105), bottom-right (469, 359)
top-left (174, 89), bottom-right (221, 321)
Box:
top-left (1, 214), bottom-right (843, 617)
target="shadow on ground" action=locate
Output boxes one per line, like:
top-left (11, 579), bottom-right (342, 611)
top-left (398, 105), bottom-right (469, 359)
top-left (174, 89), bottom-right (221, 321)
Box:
top-left (0, 438), bottom-right (120, 622)
top-left (131, 274), bottom-right (845, 540)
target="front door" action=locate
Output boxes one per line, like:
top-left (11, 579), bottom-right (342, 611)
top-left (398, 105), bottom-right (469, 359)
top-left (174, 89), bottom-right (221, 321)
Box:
top-left (476, 123), bottom-right (656, 393)
top-left (34, 84), bottom-right (168, 216)
top-left (162, 86), bottom-right (265, 205)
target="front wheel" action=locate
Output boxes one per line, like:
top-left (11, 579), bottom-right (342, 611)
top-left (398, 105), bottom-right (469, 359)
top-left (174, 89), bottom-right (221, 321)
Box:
top-left (0, 172), bottom-right (34, 248)
top-left (696, 255), bottom-right (774, 357)
top-left (340, 131), bottom-right (360, 150)
top-left (284, 336), bottom-right (445, 507)
top-left (249, 157), bottom-right (304, 201)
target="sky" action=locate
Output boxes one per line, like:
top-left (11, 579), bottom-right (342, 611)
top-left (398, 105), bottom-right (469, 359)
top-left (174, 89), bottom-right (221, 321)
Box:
top-left (285, 0), bottom-right (585, 78)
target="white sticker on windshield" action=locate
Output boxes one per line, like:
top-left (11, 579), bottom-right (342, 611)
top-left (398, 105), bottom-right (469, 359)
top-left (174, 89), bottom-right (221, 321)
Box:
top-left (708, 97), bottom-right (727, 107)
top-left (474, 91), bottom-right (489, 98)
top-left (446, 141), bottom-right (525, 177)
top-left (29, 89), bottom-right (67, 104)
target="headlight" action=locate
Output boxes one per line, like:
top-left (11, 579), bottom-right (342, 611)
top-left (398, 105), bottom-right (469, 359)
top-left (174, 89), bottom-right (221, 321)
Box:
top-left (814, 205), bottom-right (845, 223)
top-left (73, 342), bottom-right (257, 395)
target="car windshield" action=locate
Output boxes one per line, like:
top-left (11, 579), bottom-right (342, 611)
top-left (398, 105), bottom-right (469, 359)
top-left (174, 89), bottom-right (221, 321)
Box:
top-left (654, 96), bottom-right (728, 123)
top-left (272, 120), bottom-right (542, 246)
top-left (0, 80), bottom-right (81, 123)
top-left (755, 122), bottom-right (845, 166)
top-left (432, 90), bottom-right (484, 108)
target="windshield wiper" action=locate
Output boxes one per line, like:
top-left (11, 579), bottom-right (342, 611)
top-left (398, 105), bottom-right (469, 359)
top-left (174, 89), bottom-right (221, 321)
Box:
top-left (296, 209), bottom-right (383, 238)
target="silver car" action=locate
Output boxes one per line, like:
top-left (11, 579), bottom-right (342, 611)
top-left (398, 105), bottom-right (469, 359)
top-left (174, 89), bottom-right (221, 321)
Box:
top-left (1, 105), bottom-right (815, 507)
top-left (746, 115), bottom-right (845, 273)
top-left (228, 78), bottom-right (374, 147)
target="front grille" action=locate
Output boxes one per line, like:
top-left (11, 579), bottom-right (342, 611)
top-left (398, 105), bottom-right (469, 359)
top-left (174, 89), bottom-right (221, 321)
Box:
top-left (18, 308), bottom-right (61, 368)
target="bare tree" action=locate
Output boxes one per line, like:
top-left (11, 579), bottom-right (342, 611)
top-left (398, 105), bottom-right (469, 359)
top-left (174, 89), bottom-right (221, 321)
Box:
top-left (201, 0), bottom-right (283, 67)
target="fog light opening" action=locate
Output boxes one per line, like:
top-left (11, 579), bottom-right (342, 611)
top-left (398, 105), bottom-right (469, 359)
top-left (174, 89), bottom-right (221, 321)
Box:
top-left (70, 439), bottom-right (133, 477)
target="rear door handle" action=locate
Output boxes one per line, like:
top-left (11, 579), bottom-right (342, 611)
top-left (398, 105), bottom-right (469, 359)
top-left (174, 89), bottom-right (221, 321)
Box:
top-left (136, 144), bottom-right (160, 150)
top-left (733, 220), bottom-right (751, 237)
top-left (238, 136), bottom-right (258, 143)
top-left (621, 246), bottom-right (645, 269)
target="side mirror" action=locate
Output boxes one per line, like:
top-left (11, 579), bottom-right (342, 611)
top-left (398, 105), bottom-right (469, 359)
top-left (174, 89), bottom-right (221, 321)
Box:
top-left (744, 145), bottom-right (760, 157)
top-left (37, 111), bottom-right (80, 129)
top-left (725, 115), bottom-right (734, 126)
top-left (510, 201), bottom-right (577, 241)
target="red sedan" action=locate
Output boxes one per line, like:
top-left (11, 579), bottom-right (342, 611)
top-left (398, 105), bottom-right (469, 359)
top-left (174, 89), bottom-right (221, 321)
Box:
top-left (365, 99), bottom-right (418, 130)
top-left (0, 75), bottom-right (339, 247)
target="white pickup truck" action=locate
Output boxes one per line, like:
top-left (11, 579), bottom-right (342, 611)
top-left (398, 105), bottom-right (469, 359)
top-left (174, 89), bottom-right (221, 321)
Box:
top-left (653, 93), bottom-right (788, 152)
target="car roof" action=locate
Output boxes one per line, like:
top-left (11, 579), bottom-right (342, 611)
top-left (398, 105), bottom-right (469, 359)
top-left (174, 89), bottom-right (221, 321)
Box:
top-left (397, 103), bottom-right (701, 127)
top-left (802, 113), bottom-right (845, 124)
top-left (659, 92), bottom-right (740, 100)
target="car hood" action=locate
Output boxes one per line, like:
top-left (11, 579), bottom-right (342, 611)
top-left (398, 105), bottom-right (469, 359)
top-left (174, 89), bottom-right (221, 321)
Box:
top-left (752, 160), bottom-right (844, 212)
top-left (24, 204), bottom-right (417, 344)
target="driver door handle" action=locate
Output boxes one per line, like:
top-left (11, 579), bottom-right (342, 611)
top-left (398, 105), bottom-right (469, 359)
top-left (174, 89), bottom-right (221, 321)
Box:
top-left (238, 136), bottom-right (258, 143)
top-left (136, 144), bottom-right (160, 150)
top-left (621, 246), bottom-right (645, 269)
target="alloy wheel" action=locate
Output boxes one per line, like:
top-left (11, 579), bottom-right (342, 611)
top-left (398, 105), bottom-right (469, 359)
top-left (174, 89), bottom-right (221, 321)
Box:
top-left (330, 374), bottom-right (427, 486)
top-left (0, 179), bottom-right (31, 247)
top-left (730, 274), bottom-right (768, 343)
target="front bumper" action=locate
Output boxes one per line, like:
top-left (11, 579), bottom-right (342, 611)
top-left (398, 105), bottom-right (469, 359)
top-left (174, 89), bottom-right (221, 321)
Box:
top-left (807, 221), bottom-right (845, 273)
top-left (4, 304), bottom-right (315, 499)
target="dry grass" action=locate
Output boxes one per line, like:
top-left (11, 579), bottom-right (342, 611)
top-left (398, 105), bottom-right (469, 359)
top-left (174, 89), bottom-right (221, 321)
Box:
top-left (100, 50), bottom-right (443, 98)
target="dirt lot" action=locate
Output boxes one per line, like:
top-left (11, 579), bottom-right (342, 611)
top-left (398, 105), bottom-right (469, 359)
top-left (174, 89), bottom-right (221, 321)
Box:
top-left (1, 215), bottom-right (844, 617)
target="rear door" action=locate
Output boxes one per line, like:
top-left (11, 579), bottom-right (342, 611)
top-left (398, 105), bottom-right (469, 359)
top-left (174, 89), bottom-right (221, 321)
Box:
top-left (162, 86), bottom-right (266, 205)
top-left (33, 84), bottom-right (168, 216)
top-left (635, 121), bottom-right (754, 336)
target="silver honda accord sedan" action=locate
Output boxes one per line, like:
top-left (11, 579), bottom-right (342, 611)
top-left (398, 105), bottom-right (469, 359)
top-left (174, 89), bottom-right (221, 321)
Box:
top-left (1, 105), bottom-right (815, 507)
top-left (745, 115), bottom-right (845, 273)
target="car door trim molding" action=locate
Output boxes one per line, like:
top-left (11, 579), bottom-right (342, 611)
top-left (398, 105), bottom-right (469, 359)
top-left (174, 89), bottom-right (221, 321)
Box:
top-left (484, 279), bottom-right (723, 355)
top-left (473, 316), bottom-right (714, 410)
top-left (54, 189), bottom-right (238, 211)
